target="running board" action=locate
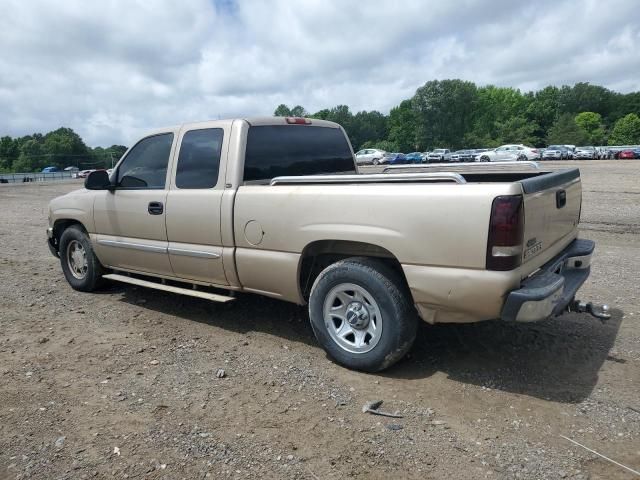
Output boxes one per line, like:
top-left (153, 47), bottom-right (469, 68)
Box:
top-left (103, 274), bottom-right (235, 303)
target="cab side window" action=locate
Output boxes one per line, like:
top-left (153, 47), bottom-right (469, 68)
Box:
top-left (117, 133), bottom-right (174, 189)
top-left (175, 128), bottom-right (223, 189)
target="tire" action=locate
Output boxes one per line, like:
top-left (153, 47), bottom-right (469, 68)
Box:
top-left (481, 156), bottom-right (490, 162)
top-left (308, 257), bottom-right (418, 372)
top-left (59, 225), bottom-right (105, 292)
top-left (517, 155), bottom-right (527, 162)
top-left (372, 158), bottom-right (379, 166)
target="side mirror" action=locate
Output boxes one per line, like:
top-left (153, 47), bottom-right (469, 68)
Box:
top-left (85, 170), bottom-right (112, 190)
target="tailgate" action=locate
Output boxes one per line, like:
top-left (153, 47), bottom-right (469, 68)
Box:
top-left (519, 169), bottom-right (581, 268)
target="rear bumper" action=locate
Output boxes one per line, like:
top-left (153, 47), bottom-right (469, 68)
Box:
top-left (501, 239), bottom-right (594, 322)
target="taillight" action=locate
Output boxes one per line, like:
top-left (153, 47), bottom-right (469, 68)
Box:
top-left (486, 195), bottom-right (524, 271)
top-left (285, 117), bottom-right (311, 125)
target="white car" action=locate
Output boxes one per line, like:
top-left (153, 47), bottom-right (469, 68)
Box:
top-left (575, 146), bottom-right (597, 159)
top-left (354, 148), bottom-right (387, 165)
top-left (426, 149), bottom-right (452, 163)
top-left (476, 144), bottom-right (539, 162)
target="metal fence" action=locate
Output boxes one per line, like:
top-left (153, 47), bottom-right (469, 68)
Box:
top-left (0, 171), bottom-right (79, 184)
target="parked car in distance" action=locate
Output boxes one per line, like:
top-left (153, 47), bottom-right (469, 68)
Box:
top-left (404, 152), bottom-right (424, 164)
top-left (77, 169), bottom-right (95, 178)
top-left (564, 145), bottom-right (576, 159)
top-left (42, 166), bottom-right (60, 173)
top-left (595, 147), bottom-right (609, 159)
top-left (542, 145), bottom-right (569, 160)
top-left (451, 149), bottom-right (477, 162)
top-left (509, 144), bottom-right (539, 160)
top-left (575, 146), bottom-right (598, 159)
top-left (355, 148), bottom-right (387, 166)
top-left (384, 152), bottom-right (409, 165)
top-left (427, 149), bottom-right (451, 163)
top-left (64, 166), bottom-right (79, 172)
top-left (619, 149), bottom-right (636, 159)
top-left (478, 145), bottom-right (539, 162)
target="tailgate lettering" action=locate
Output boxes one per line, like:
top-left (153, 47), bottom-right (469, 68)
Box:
top-left (524, 240), bottom-right (543, 259)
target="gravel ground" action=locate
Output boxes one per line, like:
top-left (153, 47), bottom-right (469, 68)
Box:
top-left (0, 160), bottom-right (638, 479)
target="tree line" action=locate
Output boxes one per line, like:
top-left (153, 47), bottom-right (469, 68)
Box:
top-left (275, 80), bottom-right (640, 152)
top-left (0, 127), bottom-right (127, 173)
top-left (3, 80), bottom-right (640, 173)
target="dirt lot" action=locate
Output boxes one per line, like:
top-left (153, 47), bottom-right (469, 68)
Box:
top-left (1, 160), bottom-right (639, 479)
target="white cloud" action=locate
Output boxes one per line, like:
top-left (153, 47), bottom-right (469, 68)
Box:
top-left (0, 0), bottom-right (639, 146)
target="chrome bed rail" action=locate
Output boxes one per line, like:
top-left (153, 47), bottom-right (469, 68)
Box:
top-left (270, 172), bottom-right (466, 186)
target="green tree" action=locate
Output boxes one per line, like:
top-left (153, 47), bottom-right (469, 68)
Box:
top-left (608, 113), bottom-right (640, 145)
top-left (310, 108), bottom-right (330, 120)
top-left (388, 100), bottom-right (418, 152)
top-left (289, 105), bottom-right (307, 117)
top-left (349, 110), bottom-right (388, 151)
top-left (14, 139), bottom-right (46, 172)
top-left (495, 116), bottom-right (539, 145)
top-left (557, 82), bottom-right (616, 119)
top-left (273, 104), bottom-right (292, 116)
top-left (546, 114), bottom-right (589, 145)
top-left (611, 91), bottom-right (640, 121)
top-left (42, 127), bottom-right (89, 169)
top-left (273, 104), bottom-right (307, 117)
top-left (412, 79), bottom-right (478, 149)
top-left (470, 86), bottom-right (528, 143)
top-left (0, 136), bottom-right (19, 171)
top-left (574, 112), bottom-right (606, 145)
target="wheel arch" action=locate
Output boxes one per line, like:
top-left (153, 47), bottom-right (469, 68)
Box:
top-left (51, 219), bottom-right (88, 253)
top-left (298, 239), bottom-right (409, 301)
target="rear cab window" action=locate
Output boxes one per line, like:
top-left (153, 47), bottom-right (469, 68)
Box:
top-left (243, 125), bottom-right (355, 184)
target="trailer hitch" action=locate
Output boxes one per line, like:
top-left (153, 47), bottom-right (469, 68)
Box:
top-left (568, 300), bottom-right (611, 322)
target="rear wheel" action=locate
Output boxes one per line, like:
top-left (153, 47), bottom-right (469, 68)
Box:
top-left (309, 257), bottom-right (418, 372)
top-left (59, 225), bottom-right (104, 292)
top-left (372, 158), bottom-right (379, 166)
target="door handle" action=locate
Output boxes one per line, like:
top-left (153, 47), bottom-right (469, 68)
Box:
top-left (148, 201), bottom-right (164, 215)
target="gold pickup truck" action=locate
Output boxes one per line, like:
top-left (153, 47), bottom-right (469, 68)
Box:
top-left (47, 117), bottom-right (605, 371)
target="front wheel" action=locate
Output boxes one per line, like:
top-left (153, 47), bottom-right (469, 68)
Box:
top-left (480, 156), bottom-right (490, 162)
top-left (59, 225), bottom-right (105, 292)
top-left (308, 258), bottom-right (418, 372)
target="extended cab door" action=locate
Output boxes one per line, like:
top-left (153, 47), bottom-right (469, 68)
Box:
top-left (164, 123), bottom-right (230, 286)
top-left (93, 132), bottom-right (175, 276)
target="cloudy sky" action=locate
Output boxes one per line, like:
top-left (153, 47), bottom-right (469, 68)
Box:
top-left (2, 0), bottom-right (639, 146)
